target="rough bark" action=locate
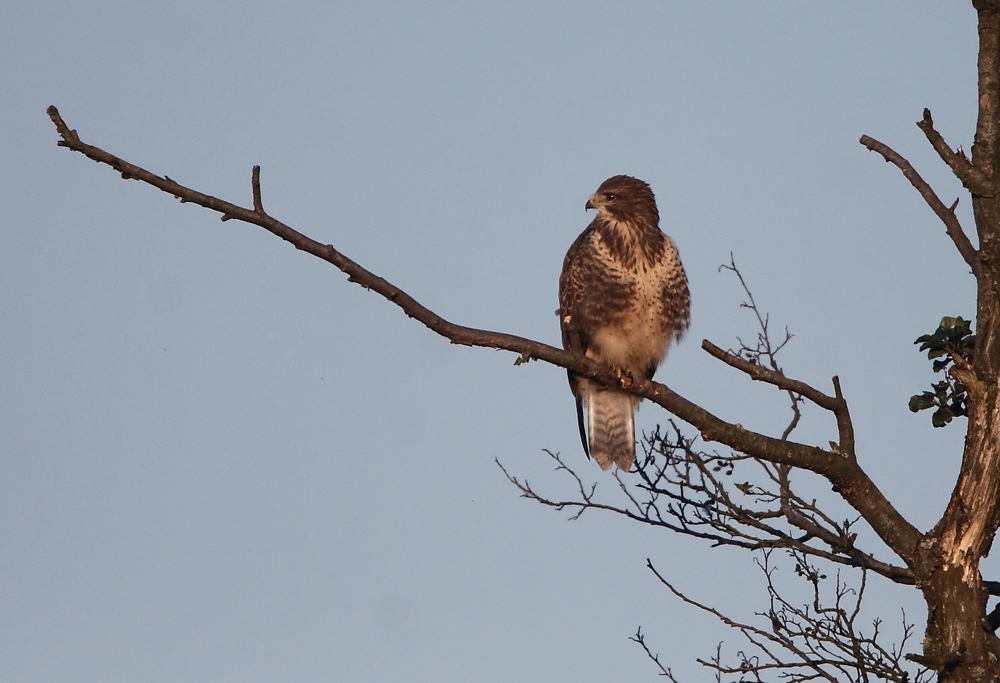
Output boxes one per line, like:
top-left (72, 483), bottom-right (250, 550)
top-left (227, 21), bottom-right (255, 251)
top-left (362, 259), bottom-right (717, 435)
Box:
top-left (871, 3), bottom-right (1000, 681)
top-left (927, 4), bottom-right (1000, 681)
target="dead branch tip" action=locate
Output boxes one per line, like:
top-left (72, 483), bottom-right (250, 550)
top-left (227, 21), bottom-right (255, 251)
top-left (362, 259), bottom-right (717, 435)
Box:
top-left (251, 165), bottom-right (265, 214)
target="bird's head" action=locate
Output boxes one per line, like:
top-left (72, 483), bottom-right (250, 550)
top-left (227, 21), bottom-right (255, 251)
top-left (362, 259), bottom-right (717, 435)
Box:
top-left (585, 175), bottom-right (658, 226)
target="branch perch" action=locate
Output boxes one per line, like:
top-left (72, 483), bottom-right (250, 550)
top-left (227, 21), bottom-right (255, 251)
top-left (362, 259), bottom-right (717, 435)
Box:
top-left (46, 105), bottom-right (924, 569)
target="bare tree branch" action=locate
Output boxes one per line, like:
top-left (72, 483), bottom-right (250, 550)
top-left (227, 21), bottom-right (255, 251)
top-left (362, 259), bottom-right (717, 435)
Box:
top-left (502, 426), bottom-right (915, 585)
top-left (859, 133), bottom-right (981, 276)
top-left (702, 340), bottom-right (856, 459)
top-left (699, 341), bottom-right (836, 414)
top-left (46, 105), bottom-right (924, 570)
top-left (645, 552), bottom-right (931, 683)
top-left (630, 628), bottom-right (684, 682)
top-left (916, 108), bottom-right (995, 196)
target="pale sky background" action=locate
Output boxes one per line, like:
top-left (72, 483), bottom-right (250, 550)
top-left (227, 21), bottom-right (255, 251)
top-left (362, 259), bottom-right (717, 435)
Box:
top-left (0, 2), bottom-right (986, 682)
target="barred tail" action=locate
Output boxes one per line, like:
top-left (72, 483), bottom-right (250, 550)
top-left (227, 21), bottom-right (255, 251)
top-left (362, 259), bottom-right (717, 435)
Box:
top-left (586, 390), bottom-right (637, 471)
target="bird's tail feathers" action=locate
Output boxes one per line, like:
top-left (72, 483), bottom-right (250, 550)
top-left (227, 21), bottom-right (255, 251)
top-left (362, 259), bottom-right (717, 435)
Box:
top-left (586, 389), bottom-right (637, 471)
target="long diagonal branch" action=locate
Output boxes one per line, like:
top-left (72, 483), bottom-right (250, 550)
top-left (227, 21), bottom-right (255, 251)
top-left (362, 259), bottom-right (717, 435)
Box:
top-left (46, 105), bottom-right (924, 568)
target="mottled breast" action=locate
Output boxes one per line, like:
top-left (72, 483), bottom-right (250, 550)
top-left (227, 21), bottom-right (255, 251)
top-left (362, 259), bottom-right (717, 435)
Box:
top-left (586, 227), bottom-right (687, 379)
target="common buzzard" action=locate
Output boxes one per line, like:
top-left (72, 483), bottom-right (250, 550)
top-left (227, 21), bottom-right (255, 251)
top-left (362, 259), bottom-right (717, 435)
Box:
top-left (558, 175), bottom-right (690, 471)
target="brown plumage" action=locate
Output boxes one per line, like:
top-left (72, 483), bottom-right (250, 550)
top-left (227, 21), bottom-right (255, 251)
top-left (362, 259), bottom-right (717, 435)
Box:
top-left (558, 175), bottom-right (690, 471)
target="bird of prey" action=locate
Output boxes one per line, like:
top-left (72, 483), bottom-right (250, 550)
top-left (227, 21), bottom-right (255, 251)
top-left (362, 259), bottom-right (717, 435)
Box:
top-left (558, 175), bottom-right (690, 471)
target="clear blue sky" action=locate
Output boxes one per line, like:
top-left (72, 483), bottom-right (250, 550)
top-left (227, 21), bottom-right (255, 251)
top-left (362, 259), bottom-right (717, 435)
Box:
top-left (0, 2), bottom-right (981, 681)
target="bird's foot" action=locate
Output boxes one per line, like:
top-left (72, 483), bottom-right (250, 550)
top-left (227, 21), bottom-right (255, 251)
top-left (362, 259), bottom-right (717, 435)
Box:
top-left (613, 366), bottom-right (636, 389)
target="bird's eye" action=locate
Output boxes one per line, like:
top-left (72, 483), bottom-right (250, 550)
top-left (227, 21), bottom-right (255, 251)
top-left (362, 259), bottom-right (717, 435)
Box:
top-left (605, 193), bottom-right (616, 200)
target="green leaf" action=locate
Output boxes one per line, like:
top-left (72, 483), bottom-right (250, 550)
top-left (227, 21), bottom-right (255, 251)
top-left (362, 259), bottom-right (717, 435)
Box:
top-left (931, 408), bottom-right (954, 428)
top-left (910, 316), bottom-right (974, 428)
top-left (909, 393), bottom-right (936, 412)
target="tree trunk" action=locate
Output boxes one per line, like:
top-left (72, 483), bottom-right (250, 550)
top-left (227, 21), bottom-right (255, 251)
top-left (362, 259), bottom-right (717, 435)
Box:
top-left (915, 6), bottom-right (1000, 679)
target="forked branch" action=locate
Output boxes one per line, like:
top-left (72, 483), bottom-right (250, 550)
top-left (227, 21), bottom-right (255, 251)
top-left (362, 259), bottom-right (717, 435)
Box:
top-left (916, 108), bottom-right (994, 197)
top-left (702, 341), bottom-right (856, 459)
top-left (859, 134), bottom-right (981, 276)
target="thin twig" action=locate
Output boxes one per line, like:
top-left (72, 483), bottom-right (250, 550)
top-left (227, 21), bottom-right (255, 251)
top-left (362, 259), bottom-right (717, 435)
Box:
top-left (631, 628), bottom-right (683, 681)
top-left (645, 553), bottom-right (929, 683)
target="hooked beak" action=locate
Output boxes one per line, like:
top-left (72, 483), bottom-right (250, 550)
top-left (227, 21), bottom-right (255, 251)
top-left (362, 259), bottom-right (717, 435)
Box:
top-left (585, 198), bottom-right (596, 211)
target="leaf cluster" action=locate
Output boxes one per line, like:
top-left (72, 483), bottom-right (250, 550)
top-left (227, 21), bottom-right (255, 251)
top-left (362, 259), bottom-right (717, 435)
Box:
top-left (908, 316), bottom-right (974, 428)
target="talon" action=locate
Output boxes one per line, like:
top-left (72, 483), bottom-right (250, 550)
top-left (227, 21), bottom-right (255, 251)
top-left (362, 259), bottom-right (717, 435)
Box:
top-left (613, 366), bottom-right (634, 388)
